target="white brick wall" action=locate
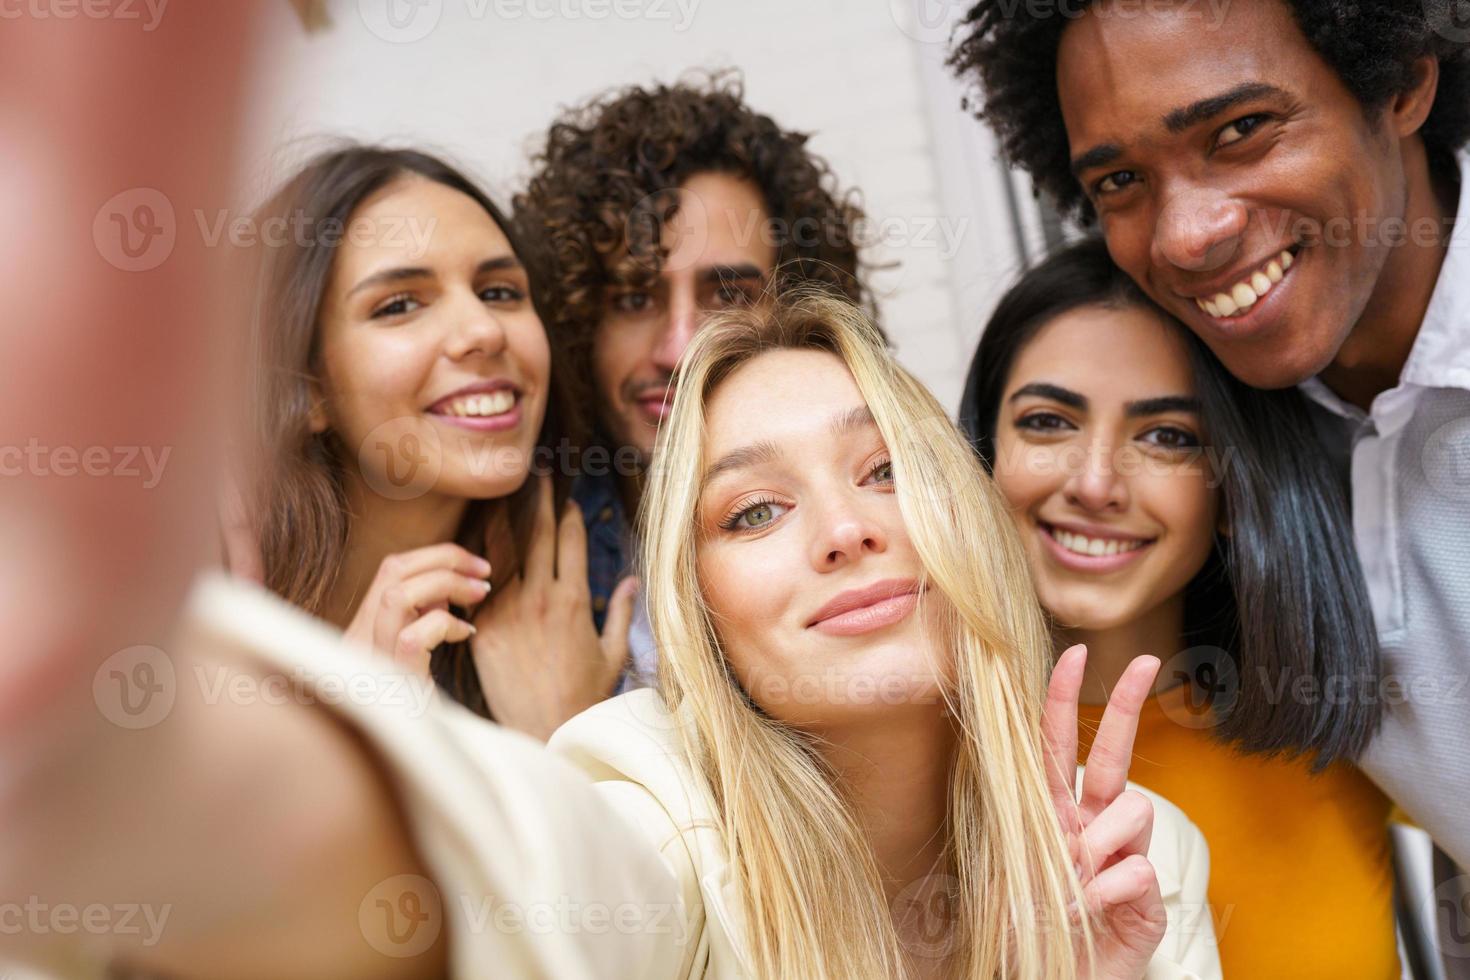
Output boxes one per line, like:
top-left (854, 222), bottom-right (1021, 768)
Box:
top-left (245, 0), bottom-right (1033, 413)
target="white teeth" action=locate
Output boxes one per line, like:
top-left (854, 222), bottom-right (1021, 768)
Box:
top-left (1049, 526), bottom-right (1146, 558)
top-left (442, 390), bottom-right (515, 418)
top-left (1197, 248), bottom-right (1296, 319)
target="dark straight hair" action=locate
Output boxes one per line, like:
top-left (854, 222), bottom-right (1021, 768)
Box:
top-left (960, 236), bottom-right (1382, 768)
top-left (248, 144), bottom-right (576, 717)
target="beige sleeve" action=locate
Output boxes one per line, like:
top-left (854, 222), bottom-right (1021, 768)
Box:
top-left (196, 575), bottom-right (686, 980)
top-left (1145, 794), bottom-right (1222, 980)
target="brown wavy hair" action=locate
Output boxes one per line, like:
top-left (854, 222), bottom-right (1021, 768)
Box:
top-left (513, 71), bottom-right (874, 442)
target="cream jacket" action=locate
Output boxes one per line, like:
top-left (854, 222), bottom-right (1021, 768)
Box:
top-left (196, 574), bottom-right (1222, 979)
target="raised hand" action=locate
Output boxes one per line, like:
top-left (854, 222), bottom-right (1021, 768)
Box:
top-left (343, 543), bottom-right (491, 675)
top-left (472, 478), bottom-right (635, 741)
top-left (1042, 644), bottom-right (1166, 980)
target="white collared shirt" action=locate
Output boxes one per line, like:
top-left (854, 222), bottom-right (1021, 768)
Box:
top-left (1299, 151), bottom-right (1470, 871)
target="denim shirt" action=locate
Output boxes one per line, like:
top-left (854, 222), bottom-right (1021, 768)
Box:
top-left (573, 472), bottom-right (656, 691)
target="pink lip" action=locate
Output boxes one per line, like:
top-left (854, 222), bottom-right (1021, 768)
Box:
top-left (634, 390), bottom-right (672, 422)
top-left (1037, 521), bottom-right (1153, 574)
top-left (1185, 246), bottom-right (1303, 341)
top-left (807, 578), bottom-right (921, 636)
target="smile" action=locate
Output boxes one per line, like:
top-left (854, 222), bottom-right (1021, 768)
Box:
top-left (426, 381), bottom-right (524, 432)
top-left (1192, 245), bottom-right (1299, 319)
top-left (1039, 521), bottom-right (1154, 571)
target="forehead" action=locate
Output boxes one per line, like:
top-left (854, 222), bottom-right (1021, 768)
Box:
top-left (1006, 304), bottom-right (1195, 399)
top-left (664, 170), bottom-right (777, 273)
top-left (703, 349), bottom-right (862, 456)
top-left (336, 176), bottom-right (511, 276)
top-left (1056, 0), bottom-right (1307, 147)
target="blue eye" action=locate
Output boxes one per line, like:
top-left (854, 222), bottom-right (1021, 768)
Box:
top-left (865, 458), bottom-right (895, 485)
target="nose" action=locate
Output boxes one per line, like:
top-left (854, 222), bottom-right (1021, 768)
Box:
top-left (1061, 437), bottom-right (1129, 514)
top-left (650, 279), bottom-right (698, 374)
top-left (810, 492), bottom-right (888, 571)
top-left (444, 293), bottom-right (508, 361)
top-left (1152, 186), bottom-right (1248, 273)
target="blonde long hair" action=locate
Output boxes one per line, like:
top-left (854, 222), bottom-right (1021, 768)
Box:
top-left (640, 290), bottom-right (1090, 978)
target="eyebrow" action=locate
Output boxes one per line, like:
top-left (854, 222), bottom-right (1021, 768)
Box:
top-left (1009, 383), bottom-right (1199, 417)
top-left (700, 405), bottom-right (877, 490)
top-left (347, 255), bottom-right (521, 298)
top-left (1069, 81), bottom-right (1289, 177)
top-left (1162, 82), bottom-right (1287, 133)
top-left (701, 263), bottom-right (765, 284)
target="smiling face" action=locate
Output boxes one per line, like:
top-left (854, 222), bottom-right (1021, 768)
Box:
top-left (594, 171), bottom-right (777, 459)
top-left (991, 304), bottom-right (1220, 632)
top-left (313, 176), bottom-right (550, 502)
top-left (1056, 0), bottom-right (1416, 388)
top-left (694, 349), bottom-right (942, 730)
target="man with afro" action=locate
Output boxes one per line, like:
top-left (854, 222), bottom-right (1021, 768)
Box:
top-left (515, 73), bottom-right (872, 685)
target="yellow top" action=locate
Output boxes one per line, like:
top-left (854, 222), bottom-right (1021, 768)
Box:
top-left (1077, 683), bottom-right (1397, 979)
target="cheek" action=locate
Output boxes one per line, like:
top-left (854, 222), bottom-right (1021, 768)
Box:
top-left (321, 330), bottom-right (436, 440)
top-left (1147, 473), bottom-right (1219, 571)
top-left (992, 436), bottom-right (1064, 516)
top-left (698, 542), bottom-right (794, 674)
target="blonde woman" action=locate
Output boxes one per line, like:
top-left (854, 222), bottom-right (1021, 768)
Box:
top-left (11, 290), bottom-right (1219, 978)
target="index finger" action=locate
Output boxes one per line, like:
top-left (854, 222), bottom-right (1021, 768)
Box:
top-left (1041, 644), bottom-right (1087, 817)
top-left (1079, 654), bottom-right (1160, 816)
top-left (522, 476), bottom-right (556, 582)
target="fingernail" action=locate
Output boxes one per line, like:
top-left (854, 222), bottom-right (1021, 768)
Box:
top-left (473, 578), bottom-right (491, 593)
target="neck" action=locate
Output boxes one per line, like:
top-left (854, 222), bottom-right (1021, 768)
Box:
top-left (1057, 594), bottom-right (1187, 706)
top-left (817, 706), bottom-right (956, 898)
top-left (320, 473), bottom-right (471, 628)
top-left (1318, 138), bottom-right (1459, 410)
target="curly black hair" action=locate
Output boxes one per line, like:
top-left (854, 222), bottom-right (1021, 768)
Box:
top-left (949, 0), bottom-right (1470, 219)
top-left (513, 71), bottom-right (872, 439)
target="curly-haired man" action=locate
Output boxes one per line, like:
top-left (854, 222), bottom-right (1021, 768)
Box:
top-left (515, 74), bottom-right (870, 683)
top-left (951, 0), bottom-right (1470, 956)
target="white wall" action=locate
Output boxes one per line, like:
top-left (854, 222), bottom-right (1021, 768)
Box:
top-left (245, 0), bottom-right (1040, 412)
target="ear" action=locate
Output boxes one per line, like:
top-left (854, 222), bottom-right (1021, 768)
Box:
top-left (1391, 55), bottom-right (1440, 139)
top-left (306, 378), bottom-right (330, 435)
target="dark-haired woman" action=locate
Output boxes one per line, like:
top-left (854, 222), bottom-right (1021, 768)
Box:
top-left (235, 145), bottom-right (635, 736)
top-left (961, 238), bottom-right (1395, 978)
